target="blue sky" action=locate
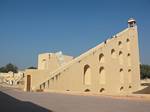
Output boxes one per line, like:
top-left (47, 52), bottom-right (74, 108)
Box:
top-left (0, 0), bottom-right (150, 69)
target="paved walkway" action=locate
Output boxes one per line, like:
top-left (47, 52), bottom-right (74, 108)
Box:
top-left (0, 87), bottom-right (150, 112)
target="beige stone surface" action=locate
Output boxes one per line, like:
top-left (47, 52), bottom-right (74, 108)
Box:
top-left (24, 19), bottom-right (141, 95)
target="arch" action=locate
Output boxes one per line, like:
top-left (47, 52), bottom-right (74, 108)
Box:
top-left (119, 51), bottom-right (123, 55)
top-left (83, 65), bottom-right (91, 85)
top-left (119, 51), bottom-right (123, 65)
top-left (126, 38), bottom-right (130, 50)
top-left (47, 80), bottom-right (50, 88)
top-left (120, 68), bottom-right (123, 72)
top-left (120, 86), bottom-right (124, 91)
top-left (51, 77), bottom-right (54, 84)
top-left (84, 89), bottom-right (90, 92)
top-left (40, 85), bottom-right (42, 90)
top-left (120, 68), bottom-right (124, 84)
top-left (128, 69), bottom-right (132, 83)
top-left (129, 85), bottom-right (132, 88)
top-left (111, 49), bottom-right (116, 58)
top-left (127, 54), bottom-right (131, 66)
top-left (127, 53), bottom-right (131, 57)
top-left (43, 83), bottom-right (45, 89)
top-left (100, 88), bottom-right (105, 93)
top-left (128, 69), bottom-right (131, 72)
top-left (56, 75), bottom-right (58, 81)
top-left (118, 41), bottom-right (122, 47)
top-left (99, 53), bottom-right (104, 63)
top-left (99, 67), bottom-right (105, 84)
top-left (126, 38), bottom-right (130, 42)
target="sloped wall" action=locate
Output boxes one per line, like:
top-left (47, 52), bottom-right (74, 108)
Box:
top-left (39, 27), bottom-right (140, 94)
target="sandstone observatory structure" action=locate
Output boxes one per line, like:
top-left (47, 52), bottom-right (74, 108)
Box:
top-left (24, 19), bottom-right (140, 94)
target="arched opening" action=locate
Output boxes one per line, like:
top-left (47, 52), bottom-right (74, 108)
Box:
top-left (126, 38), bottom-right (130, 42)
top-left (40, 85), bottom-right (42, 90)
top-left (83, 65), bottom-right (91, 85)
top-left (128, 69), bottom-right (131, 72)
top-left (118, 41), bottom-right (122, 48)
top-left (56, 75), bottom-right (58, 82)
top-left (126, 38), bottom-right (130, 50)
top-left (99, 53), bottom-right (104, 63)
top-left (119, 51), bottom-right (123, 55)
top-left (120, 68), bottom-right (124, 84)
top-left (51, 78), bottom-right (54, 85)
top-left (127, 54), bottom-right (131, 66)
top-left (120, 86), bottom-right (124, 91)
top-left (47, 80), bottom-right (50, 88)
top-left (129, 85), bottom-right (132, 88)
top-left (119, 51), bottom-right (123, 65)
top-left (99, 67), bottom-right (105, 84)
top-left (111, 49), bottom-right (116, 58)
top-left (84, 89), bottom-right (90, 92)
top-left (43, 83), bottom-right (45, 89)
top-left (128, 69), bottom-right (132, 83)
top-left (100, 88), bottom-right (105, 93)
top-left (38, 85), bottom-right (43, 92)
top-left (127, 53), bottom-right (131, 57)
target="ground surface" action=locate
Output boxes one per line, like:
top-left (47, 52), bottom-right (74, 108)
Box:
top-left (0, 87), bottom-right (150, 112)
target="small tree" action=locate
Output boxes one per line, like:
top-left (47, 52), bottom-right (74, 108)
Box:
top-left (140, 64), bottom-right (150, 79)
top-left (0, 63), bottom-right (18, 73)
top-left (0, 67), bottom-right (6, 73)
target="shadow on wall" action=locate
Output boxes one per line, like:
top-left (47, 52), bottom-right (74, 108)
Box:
top-left (0, 91), bottom-right (53, 112)
top-left (134, 83), bottom-right (150, 94)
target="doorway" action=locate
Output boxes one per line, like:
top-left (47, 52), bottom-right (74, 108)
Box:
top-left (27, 75), bottom-right (31, 92)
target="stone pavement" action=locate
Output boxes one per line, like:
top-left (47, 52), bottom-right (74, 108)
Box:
top-left (0, 87), bottom-right (150, 112)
